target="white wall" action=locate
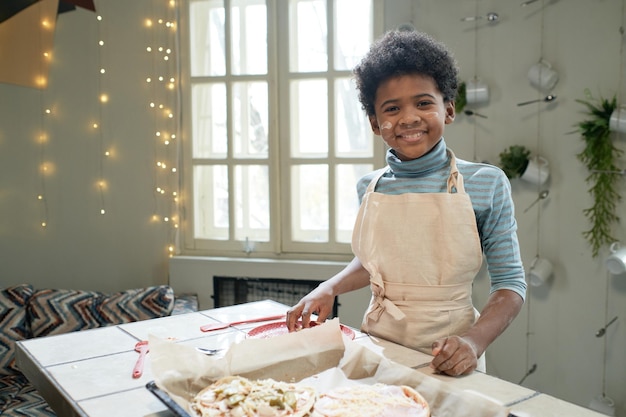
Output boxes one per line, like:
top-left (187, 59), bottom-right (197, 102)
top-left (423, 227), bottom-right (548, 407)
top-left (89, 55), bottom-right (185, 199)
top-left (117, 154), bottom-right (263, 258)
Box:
top-left (384, 0), bottom-right (625, 414)
top-left (0, 0), bottom-right (175, 291)
top-left (1, 0), bottom-right (625, 414)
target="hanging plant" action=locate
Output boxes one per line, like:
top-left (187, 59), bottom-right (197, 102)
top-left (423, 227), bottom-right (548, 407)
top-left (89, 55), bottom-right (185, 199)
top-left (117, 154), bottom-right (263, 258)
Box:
top-left (574, 90), bottom-right (622, 258)
top-left (456, 81), bottom-right (467, 114)
top-left (498, 145), bottom-right (531, 179)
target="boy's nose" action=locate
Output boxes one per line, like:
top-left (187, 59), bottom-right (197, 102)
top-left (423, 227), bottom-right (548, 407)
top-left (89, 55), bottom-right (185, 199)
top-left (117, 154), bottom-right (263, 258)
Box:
top-left (399, 110), bottom-right (422, 125)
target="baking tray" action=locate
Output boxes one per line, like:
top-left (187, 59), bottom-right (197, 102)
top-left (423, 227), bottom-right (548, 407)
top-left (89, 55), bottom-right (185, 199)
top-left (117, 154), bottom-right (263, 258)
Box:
top-left (146, 381), bottom-right (191, 417)
top-left (146, 380), bottom-right (520, 417)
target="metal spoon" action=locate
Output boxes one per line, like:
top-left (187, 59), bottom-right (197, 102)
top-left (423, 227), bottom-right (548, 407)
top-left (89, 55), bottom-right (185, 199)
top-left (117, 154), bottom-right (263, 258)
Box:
top-left (523, 190), bottom-right (549, 213)
top-left (461, 12), bottom-right (499, 22)
top-left (517, 95), bottom-right (557, 106)
top-left (464, 110), bottom-right (488, 118)
top-left (595, 316), bottom-right (618, 337)
top-left (196, 347), bottom-right (223, 355)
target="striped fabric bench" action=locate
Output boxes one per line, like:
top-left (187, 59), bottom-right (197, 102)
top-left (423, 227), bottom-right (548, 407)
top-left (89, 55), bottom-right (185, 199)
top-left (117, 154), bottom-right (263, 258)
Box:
top-left (0, 284), bottom-right (196, 416)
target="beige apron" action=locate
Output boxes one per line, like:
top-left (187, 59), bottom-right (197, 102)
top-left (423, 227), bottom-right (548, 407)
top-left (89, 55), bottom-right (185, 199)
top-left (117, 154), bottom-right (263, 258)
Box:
top-left (352, 150), bottom-right (486, 370)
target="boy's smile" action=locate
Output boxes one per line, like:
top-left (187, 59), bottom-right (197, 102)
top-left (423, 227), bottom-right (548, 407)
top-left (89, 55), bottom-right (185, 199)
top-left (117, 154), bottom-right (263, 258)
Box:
top-left (369, 73), bottom-right (455, 161)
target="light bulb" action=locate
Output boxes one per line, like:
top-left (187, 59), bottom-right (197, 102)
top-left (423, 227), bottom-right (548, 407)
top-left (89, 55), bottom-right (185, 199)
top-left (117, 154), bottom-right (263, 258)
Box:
top-left (41, 222), bottom-right (47, 227)
top-left (100, 209), bottom-right (106, 215)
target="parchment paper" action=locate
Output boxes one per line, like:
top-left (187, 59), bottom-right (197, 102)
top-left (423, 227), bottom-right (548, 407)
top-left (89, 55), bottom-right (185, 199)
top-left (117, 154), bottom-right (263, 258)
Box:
top-left (149, 319), bottom-right (509, 417)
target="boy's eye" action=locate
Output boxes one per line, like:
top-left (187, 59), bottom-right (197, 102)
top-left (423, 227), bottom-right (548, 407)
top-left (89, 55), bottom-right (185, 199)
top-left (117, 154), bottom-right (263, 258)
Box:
top-left (416, 100), bottom-right (433, 107)
top-left (383, 105), bottom-right (399, 113)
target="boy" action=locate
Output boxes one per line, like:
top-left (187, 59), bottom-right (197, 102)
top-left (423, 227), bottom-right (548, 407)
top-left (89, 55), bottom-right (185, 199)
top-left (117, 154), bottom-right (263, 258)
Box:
top-left (287, 30), bottom-right (526, 376)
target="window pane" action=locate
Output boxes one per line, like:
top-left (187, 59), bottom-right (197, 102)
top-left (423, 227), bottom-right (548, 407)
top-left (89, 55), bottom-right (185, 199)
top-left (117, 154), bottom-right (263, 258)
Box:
top-left (290, 79), bottom-right (328, 157)
top-left (336, 164), bottom-right (372, 243)
top-left (190, 0), bottom-right (225, 76)
top-left (193, 165), bottom-right (229, 239)
top-left (291, 165), bottom-right (328, 242)
top-left (233, 82), bottom-right (269, 158)
top-left (232, 2), bottom-right (267, 75)
top-left (334, 0), bottom-right (372, 70)
top-left (235, 165), bottom-right (270, 241)
top-left (192, 83), bottom-right (227, 158)
top-left (335, 78), bottom-right (372, 157)
top-left (289, 0), bottom-right (327, 72)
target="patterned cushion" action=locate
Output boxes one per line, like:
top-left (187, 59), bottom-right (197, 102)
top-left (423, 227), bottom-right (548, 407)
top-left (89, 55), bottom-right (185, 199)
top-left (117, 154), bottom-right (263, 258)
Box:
top-left (0, 285), bottom-right (34, 376)
top-left (0, 374), bottom-right (56, 416)
top-left (171, 293), bottom-right (199, 315)
top-left (28, 286), bottom-right (174, 338)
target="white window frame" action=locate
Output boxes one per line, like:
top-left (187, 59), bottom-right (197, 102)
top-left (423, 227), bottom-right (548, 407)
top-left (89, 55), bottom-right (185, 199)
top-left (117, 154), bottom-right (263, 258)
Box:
top-left (178, 0), bottom-right (385, 259)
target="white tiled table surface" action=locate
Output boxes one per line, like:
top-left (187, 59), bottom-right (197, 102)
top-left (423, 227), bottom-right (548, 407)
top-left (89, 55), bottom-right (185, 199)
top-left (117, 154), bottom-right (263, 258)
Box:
top-left (16, 300), bottom-right (604, 417)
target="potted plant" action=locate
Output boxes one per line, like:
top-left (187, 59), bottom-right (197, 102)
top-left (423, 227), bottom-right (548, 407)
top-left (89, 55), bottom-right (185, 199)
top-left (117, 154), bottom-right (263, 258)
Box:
top-left (575, 90), bottom-right (621, 258)
top-left (498, 145), bottom-right (531, 180)
top-left (456, 81), bottom-right (467, 114)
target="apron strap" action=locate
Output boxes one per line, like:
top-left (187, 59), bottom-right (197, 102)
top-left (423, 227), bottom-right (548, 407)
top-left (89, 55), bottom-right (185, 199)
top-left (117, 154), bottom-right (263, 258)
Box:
top-left (446, 150), bottom-right (466, 194)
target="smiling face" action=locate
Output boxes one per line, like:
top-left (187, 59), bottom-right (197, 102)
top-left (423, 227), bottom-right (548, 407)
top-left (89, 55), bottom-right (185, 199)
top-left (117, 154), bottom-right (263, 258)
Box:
top-left (369, 73), bottom-right (455, 161)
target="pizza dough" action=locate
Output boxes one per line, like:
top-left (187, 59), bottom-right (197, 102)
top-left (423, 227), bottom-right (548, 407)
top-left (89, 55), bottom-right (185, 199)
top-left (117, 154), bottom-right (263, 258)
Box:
top-left (190, 376), bottom-right (430, 417)
top-left (312, 383), bottom-right (430, 417)
top-left (190, 375), bottom-right (316, 417)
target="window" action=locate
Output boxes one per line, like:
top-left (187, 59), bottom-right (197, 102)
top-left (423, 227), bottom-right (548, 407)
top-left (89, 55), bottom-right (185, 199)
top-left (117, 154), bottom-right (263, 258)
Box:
top-left (181, 0), bottom-right (383, 258)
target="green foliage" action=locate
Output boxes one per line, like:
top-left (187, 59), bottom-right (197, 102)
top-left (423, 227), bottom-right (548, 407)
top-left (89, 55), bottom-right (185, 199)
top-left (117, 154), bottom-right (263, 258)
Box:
top-left (499, 145), bottom-right (531, 179)
top-left (456, 81), bottom-right (467, 114)
top-left (575, 91), bottom-right (622, 258)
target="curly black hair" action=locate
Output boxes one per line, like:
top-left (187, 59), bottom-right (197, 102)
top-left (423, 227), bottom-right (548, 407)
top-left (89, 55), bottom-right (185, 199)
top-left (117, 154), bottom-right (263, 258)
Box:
top-left (353, 30), bottom-right (459, 117)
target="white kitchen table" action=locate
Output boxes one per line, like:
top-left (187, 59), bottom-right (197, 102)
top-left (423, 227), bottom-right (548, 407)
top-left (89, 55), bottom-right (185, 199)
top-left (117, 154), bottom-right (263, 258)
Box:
top-left (15, 299), bottom-right (604, 417)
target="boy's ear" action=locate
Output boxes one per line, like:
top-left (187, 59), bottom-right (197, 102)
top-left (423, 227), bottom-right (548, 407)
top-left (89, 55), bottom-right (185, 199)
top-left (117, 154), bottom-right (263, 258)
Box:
top-left (445, 101), bottom-right (456, 124)
top-left (369, 115), bottom-right (381, 135)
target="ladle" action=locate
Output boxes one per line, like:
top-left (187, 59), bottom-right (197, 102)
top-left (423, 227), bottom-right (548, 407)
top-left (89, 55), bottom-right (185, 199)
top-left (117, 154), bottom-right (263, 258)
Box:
top-left (517, 95), bottom-right (557, 106)
top-left (523, 190), bottom-right (549, 213)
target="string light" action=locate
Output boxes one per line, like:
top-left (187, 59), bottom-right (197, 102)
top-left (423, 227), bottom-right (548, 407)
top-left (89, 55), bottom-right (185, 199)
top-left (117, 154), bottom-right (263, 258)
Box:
top-left (37, 5), bottom-right (50, 228)
top-left (95, 13), bottom-right (109, 217)
top-left (146, 0), bottom-right (180, 257)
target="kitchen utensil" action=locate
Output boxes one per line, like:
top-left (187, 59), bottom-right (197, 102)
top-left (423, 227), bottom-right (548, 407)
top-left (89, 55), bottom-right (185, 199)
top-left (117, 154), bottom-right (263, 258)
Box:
top-left (247, 320), bottom-right (356, 340)
top-left (200, 314), bottom-right (286, 332)
top-left (133, 340), bottom-right (149, 379)
top-left (195, 347), bottom-right (223, 355)
top-left (517, 94), bottom-right (557, 106)
top-left (595, 316), bottom-right (618, 337)
top-left (461, 12), bottom-right (499, 22)
top-left (605, 242), bottom-right (626, 274)
top-left (523, 190), bottom-right (549, 213)
top-left (464, 110), bottom-right (488, 118)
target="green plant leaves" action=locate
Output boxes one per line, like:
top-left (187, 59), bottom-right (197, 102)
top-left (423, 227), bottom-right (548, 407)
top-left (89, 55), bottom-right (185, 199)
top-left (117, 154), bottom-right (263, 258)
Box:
top-left (575, 91), bottom-right (622, 258)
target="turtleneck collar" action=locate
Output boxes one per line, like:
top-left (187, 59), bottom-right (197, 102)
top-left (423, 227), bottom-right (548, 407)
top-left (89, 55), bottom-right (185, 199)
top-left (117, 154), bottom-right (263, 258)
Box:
top-left (386, 138), bottom-right (449, 177)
